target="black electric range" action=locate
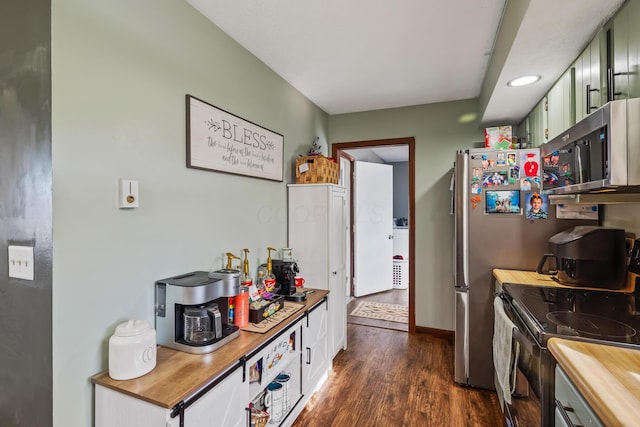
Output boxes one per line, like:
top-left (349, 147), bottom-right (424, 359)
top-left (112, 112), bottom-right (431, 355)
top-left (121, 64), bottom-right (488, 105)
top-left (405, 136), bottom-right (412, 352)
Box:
top-left (502, 282), bottom-right (640, 347)
top-left (498, 282), bottom-right (640, 427)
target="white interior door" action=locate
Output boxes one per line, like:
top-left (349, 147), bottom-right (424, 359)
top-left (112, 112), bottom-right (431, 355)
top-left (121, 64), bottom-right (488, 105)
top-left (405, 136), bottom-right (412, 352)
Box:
top-left (339, 156), bottom-right (352, 298)
top-left (354, 161), bottom-right (393, 297)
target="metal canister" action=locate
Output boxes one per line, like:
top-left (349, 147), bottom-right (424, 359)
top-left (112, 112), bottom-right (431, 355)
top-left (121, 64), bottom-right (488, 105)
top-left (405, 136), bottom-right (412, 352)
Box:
top-left (234, 286), bottom-right (249, 328)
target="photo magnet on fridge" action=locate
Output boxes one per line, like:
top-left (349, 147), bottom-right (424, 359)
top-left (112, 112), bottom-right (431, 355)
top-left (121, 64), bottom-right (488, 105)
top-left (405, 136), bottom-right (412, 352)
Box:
top-left (520, 176), bottom-right (540, 191)
top-left (509, 167), bottom-right (519, 181)
top-left (485, 190), bottom-right (521, 214)
top-left (525, 192), bottom-right (549, 220)
top-left (472, 167), bottom-right (482, 181)
top-left (520, 150), bottom-right (540, 177)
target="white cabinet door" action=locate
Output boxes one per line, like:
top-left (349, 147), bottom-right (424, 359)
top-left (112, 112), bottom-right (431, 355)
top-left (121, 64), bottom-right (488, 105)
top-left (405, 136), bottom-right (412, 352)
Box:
top-left (96, 367), bottom-right (248, 427)
top-left (182, 367), bottom-right (247, 427)
top-left (288, 184), bottom-right (331, 291)
top-left (329, 186), bottom-right (347, 355)
top-left (95, 385), bottom-right (171, 427)
top-left (302, 300), bottom-right (330, 397)
top-left (288, 184), bottom-right (348, 360)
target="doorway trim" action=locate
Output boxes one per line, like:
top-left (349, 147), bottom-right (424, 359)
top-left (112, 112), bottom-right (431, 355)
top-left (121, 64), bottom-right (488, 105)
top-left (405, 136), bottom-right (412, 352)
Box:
top-left (332, 137), bottom-right (416, 334)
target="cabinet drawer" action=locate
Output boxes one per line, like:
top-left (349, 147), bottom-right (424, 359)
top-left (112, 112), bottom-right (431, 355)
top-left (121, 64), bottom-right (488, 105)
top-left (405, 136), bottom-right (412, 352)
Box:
top-left (555, 365), bottom-right (603, 427)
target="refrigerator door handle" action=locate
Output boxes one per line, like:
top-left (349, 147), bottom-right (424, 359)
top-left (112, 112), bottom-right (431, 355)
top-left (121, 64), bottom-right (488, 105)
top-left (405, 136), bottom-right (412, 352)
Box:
top-left (454, 289), bottom-right (469, 385)
top-left (453, 151), bottom-right (469, 289)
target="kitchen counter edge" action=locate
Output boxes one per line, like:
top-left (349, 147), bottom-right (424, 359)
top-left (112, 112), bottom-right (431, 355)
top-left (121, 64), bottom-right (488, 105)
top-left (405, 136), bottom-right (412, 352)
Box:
top-left (548, 337), bottom-right (640, 426)
top-left (493, 269), bottom-right (636, 293)
top-left (91, 289), bottom-right (329, 409)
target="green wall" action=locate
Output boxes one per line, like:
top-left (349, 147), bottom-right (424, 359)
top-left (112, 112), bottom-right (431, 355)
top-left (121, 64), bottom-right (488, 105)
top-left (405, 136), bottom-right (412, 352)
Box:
top-left (51, 0), bottom-right (327, 425)
top-left (0, 1), bottom-right (52, 425)
top-left (329, 99), bottom-right (482, 330)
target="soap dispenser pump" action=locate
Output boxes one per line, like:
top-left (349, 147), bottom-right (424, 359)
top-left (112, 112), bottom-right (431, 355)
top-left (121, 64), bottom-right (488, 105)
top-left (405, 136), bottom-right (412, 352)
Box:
top-left (224, 252), bottom-right (240, 271)
top-left (208, 252), bottom-right (241, 294)
top-left (241, 249), bottom-right (252, 287)
top-left (263, 247), bottom-right (277, 292)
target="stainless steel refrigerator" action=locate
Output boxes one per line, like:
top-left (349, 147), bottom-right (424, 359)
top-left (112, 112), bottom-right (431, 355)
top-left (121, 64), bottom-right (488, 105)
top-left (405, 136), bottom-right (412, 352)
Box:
top-left (452, 148), bottom-right (594, 389)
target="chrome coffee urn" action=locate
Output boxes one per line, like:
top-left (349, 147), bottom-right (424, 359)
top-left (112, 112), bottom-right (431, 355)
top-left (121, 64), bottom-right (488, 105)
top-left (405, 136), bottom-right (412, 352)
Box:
top-left (155, 270), bottom-right (240, 354)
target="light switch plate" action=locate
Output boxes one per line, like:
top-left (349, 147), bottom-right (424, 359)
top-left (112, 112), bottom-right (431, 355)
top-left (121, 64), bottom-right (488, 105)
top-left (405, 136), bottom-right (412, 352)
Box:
top-left (8, 245), bottom-right (34, 280)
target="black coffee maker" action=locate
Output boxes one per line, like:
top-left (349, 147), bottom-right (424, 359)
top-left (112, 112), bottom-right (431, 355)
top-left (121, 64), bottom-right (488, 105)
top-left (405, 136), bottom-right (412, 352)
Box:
top-left (536, 226), bottom-right (627, 289)
top-left (271, 259), bottom-right (306, 301)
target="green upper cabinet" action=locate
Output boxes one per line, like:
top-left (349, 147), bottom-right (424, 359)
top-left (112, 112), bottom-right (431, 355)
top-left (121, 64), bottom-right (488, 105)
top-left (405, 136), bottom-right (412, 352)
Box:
top-left (611, 5), bottom-right (629, 100)
top-left (520, 1), bottom-right (640, 139)
top-left (608, 0), bottom-right (640, 100)
top-left (516, 118), bottom-right (529, 147)
top-left (575, 30), bottom-right (606, 122)
top-left (572, 55), bottom-right (585, 124)
top-left (528, 97), bottom-right (548, 148)
top-left (547, 68), bottom-right (573, 140)
top-left (626, 0), bottom-right (640, 99)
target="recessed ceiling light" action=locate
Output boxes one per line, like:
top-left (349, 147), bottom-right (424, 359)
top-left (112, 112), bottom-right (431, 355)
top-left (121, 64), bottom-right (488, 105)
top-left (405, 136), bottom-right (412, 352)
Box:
top-left (507, 75), bottom-right (541, 87)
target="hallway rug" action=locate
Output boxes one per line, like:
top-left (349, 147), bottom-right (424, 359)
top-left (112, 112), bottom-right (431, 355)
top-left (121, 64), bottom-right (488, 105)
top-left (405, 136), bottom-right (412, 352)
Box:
top-left (349, 301), bottom-right (408, 324)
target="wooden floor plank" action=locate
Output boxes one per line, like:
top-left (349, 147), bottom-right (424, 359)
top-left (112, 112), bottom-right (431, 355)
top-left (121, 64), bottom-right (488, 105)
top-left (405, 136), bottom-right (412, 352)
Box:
top-left (292, 323), bottom-right (504, 427)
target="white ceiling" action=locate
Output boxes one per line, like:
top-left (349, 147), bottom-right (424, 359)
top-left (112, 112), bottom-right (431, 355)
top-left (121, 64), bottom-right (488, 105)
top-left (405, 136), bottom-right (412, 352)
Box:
top-left (186, 0), bottom-right (624, 128)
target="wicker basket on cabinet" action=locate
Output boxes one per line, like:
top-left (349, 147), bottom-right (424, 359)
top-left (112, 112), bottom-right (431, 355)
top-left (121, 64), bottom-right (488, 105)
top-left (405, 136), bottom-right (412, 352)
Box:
top-left (295, 155), bottom-right (339, 184)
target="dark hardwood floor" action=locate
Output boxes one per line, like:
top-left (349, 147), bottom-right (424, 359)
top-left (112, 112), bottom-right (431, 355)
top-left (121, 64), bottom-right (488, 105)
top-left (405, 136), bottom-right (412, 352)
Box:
top-left (347, 288), bottom-right (409, 332)
top-left (292, 323), bottom-right (504, 427)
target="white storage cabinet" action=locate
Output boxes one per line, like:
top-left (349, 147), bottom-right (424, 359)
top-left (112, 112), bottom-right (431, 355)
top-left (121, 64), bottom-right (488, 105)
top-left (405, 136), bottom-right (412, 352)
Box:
top-left (95, 365), bottom-right (248, 427)
top-left (94, 297), bottom-right (332, 427)
top-left (288, 184), bottom-right (348, 359)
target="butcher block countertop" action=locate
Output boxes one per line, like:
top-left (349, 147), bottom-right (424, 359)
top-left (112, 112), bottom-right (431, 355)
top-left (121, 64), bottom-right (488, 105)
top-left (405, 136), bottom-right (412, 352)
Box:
top-left (493, 268), bottom-right (637, 293)
top-left (548, 338), bottom-right (640, 427)
top-left (91, 289), bottom-right (328, 409)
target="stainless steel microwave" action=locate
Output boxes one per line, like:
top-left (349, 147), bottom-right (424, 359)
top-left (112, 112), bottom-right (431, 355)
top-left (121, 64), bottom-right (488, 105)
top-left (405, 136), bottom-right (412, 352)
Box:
top-left (540, 98), bottom-right (640, 196)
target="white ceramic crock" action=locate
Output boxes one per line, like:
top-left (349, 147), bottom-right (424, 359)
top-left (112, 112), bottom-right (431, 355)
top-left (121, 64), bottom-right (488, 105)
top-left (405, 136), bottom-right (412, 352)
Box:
top-left (108, 319), bottom-right (156, 380)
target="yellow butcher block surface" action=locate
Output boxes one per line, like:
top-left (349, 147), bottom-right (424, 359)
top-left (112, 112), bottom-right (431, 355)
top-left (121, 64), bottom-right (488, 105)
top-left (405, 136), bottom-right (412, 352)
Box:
top-left (548, 338), bottom-right (640, 427)
top-left (493, 269), bottom-right (636, 293)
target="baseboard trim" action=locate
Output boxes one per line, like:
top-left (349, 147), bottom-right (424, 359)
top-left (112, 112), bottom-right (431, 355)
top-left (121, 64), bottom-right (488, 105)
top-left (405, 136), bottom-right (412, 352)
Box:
top-left (415, 326), bottom-right (454, 343)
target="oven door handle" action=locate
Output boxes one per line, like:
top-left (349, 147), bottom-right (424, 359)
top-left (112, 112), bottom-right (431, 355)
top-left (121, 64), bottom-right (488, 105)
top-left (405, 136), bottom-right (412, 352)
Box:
top-left (512, 327), bottom-right (538, 357)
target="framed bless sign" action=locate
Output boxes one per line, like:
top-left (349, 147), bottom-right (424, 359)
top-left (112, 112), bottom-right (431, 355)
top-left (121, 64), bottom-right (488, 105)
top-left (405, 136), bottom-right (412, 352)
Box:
top-left (186, 94), bottom-right (284, 181)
